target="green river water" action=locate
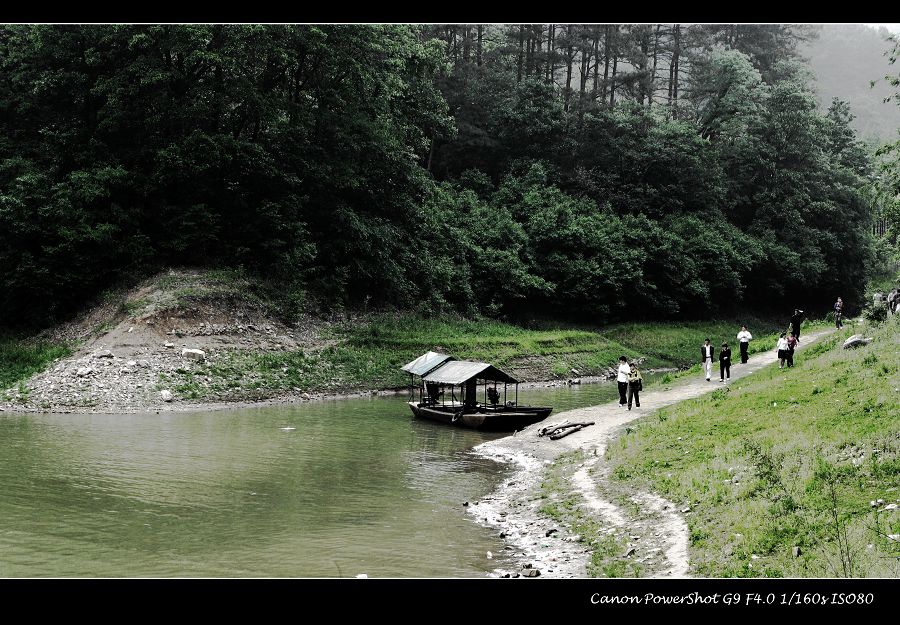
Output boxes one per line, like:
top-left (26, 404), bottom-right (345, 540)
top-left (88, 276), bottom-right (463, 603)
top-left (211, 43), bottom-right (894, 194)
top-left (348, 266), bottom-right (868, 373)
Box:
top-left (0, 378), bottom-right (655, 577)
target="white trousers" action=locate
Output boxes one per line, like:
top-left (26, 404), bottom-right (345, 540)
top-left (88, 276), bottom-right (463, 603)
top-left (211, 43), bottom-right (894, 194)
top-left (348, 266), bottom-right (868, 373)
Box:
top-left (704, 360), bottom-right (712, 379)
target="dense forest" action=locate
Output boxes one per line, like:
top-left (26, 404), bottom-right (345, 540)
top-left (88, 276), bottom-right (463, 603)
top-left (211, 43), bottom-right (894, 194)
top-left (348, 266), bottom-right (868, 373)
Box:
top-left (1, 24), bottom-right (897, 328)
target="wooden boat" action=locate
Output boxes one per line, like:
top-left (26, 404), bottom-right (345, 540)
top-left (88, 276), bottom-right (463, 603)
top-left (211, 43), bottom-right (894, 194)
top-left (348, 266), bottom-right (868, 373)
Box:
top-left (407, 402), bottom-right (553, 431)
top-left (400, 352), bottom-right (552, 432)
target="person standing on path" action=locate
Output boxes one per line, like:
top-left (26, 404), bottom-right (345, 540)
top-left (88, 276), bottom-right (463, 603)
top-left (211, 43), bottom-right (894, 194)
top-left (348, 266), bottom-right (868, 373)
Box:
top-left (834, 297), bottom-right (844, 329)
top-left (786, 332), bottom-right (798, 367)
top-left (790, 309), bottom-right (805, 341)
top-left (776, 332), bottom-right (789, 369)
top-left (627, 362), bottom-right (642, 410)
top-left (701, 338), bottom-right (714, 381)
top-left (617, 356), bottom-right (630, 408)
top-left (719, 342), bottom-right (732, 382)
top-left (736, 325), bottom-right (752, 363)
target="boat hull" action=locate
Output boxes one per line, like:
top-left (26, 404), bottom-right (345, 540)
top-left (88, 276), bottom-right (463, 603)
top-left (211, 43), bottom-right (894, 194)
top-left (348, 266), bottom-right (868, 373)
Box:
top-left (408, 402), bottom-right (552, 432)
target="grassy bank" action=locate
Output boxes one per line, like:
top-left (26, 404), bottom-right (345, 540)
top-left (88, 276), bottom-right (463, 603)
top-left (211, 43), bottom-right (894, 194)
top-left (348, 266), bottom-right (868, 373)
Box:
top-left (0, 334), bottom-right (71, 395)
top-left (178, 314), bottom-right (790, 400)
top-left (605, 318), bottom-right (900, 577)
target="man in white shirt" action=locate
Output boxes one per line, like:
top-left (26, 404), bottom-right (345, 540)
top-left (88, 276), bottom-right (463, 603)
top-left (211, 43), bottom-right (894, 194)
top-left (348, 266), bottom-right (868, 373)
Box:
top-left (700, 339), bottom-right (714, 381)
top-left (617, 356), bottom-right (630, 407)
top-left (736, 325), bottom-right (752, 364)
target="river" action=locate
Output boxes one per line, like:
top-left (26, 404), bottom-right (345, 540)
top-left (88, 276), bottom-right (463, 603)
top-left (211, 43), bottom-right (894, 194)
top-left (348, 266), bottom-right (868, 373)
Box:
top-left (0, 377), bottom-right (656, 577)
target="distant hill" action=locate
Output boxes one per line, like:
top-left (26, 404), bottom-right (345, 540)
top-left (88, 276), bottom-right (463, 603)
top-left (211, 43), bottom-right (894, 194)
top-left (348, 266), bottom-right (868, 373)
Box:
top-left (803, 24), bottom-right (899, 145)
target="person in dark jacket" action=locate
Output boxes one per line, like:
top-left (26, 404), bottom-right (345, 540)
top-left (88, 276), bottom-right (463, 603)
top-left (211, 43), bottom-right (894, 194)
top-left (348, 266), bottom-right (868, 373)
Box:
top-left (790, 309), bottom-right (805, 340)
top-left (786, 332), bottom-right (798, 367)
top-left (719, 342), bottom-right (731, 382)
top-left (834, 297), bottom-right (844, 329)
top-left (627, 362), bottom-right (642, 410)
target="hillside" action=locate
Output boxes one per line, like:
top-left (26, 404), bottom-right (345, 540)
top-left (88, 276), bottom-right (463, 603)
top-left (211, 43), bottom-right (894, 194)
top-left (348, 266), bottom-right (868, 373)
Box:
top-left (1, 269), bottom-right (789, 413)
top-left (606, 317), bottom-right (900, 576)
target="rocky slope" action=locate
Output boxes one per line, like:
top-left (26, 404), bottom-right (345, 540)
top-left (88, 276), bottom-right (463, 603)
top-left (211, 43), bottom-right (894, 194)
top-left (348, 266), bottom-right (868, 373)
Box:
top-left (2, 269), bottom-right (335, 413)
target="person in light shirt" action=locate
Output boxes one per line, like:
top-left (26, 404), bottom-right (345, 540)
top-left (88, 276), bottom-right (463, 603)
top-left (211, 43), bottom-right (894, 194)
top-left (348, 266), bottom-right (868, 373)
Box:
top-left (616, 356), bottom-right (630, 408)
top-left (700, 338), bottom-right (714, 381)
top-left (736, 325), bottom-right (753, 364)
top-left (776, 332), bottom-right (789, 369)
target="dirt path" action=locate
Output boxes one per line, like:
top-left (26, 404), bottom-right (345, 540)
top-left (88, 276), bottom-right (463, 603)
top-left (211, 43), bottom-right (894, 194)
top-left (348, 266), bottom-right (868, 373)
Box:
top-left (468, 327), bottom-right (837, 578)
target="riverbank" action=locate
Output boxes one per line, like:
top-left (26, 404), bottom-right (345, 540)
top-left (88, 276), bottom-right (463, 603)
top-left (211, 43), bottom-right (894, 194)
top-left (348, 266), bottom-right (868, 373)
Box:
top-left (2, 268), bottom-right (792, 414)
top-left (468, 325), bottom-right (877, 578)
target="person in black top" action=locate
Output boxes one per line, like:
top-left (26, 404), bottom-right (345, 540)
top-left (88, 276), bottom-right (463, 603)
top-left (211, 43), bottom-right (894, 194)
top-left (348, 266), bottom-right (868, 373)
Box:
top-left (790, 309), bottom-right (805, 340)
top-left (719, 342), bottom-right (731, 382)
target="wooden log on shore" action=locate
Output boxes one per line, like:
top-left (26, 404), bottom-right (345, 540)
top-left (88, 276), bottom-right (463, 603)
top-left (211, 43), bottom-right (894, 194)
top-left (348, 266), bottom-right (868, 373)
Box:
top-left (549, 421), bottom-right (595, 440)
top-left (538, 420), bottom-right (569, 437)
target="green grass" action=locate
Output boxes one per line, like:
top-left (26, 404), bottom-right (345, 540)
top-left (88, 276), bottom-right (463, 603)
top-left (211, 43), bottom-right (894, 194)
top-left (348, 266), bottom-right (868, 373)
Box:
top-left (866, 267), bottom-right (899, 296)
top-left (171, 313), bottom-right (823, 401)
top-left (605, 318), bottom-right (900, 577)
top-left (0, 333), bottom-right (72, 393)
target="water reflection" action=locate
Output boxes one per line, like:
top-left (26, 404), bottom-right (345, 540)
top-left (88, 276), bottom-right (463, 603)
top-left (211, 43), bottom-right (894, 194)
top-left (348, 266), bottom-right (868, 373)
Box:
top-left (0, 377), bottom-right (648, 576)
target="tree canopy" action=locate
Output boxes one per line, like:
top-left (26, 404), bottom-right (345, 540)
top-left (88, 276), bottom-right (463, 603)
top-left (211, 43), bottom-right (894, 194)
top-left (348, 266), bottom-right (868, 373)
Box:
top-left (0, 24), bottom-right (892, 327)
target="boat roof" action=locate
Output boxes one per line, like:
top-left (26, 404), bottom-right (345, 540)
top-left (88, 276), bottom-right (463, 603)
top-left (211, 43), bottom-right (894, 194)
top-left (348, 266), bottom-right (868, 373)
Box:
top-left (401, 351), bottom-right (455, 376)
top-left (423, 360), bottom-right (518, 385)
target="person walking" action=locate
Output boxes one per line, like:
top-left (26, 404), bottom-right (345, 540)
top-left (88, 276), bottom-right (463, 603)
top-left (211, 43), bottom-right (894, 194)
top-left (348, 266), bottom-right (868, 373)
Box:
top-left (719, 342), bottom-right (732, 382)
top-left (790, 309), bottom-right (805, 341)
top-left (786, 332), bottom-right (798, 367)
top-left (627, 362), bottom-right (642, 410)
top-left (736, 325), bottom-right (752, 364)
top-left (701, 338), bottom-right (714, 381)
top-left (776, 332), bottom-right (789, 369)
top-left (616, 356), bottom-right (630, 408)
top-left (834, 297), bottom-right (844, 329)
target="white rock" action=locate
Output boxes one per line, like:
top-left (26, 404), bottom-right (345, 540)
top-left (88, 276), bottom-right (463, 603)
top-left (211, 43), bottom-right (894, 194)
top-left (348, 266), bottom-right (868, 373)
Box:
top-left (355, 574), bottom-right (368, 578)
top-left (160, 390), bottom-right (174, 402)
top-left (76, 367), bottom-right (93, 377)
top-left (181, 348), bottom-right (206, 361)
top-left (127, 360), bottom-right (137, 367)
top-left (164, 342), bottom-right (175, 349)
top-left (94, 349), bottom-right (114, 359)
top-left (884, 503), bottom-right (898, 511)
top-left (128, 327), bottom-right (134, 333)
